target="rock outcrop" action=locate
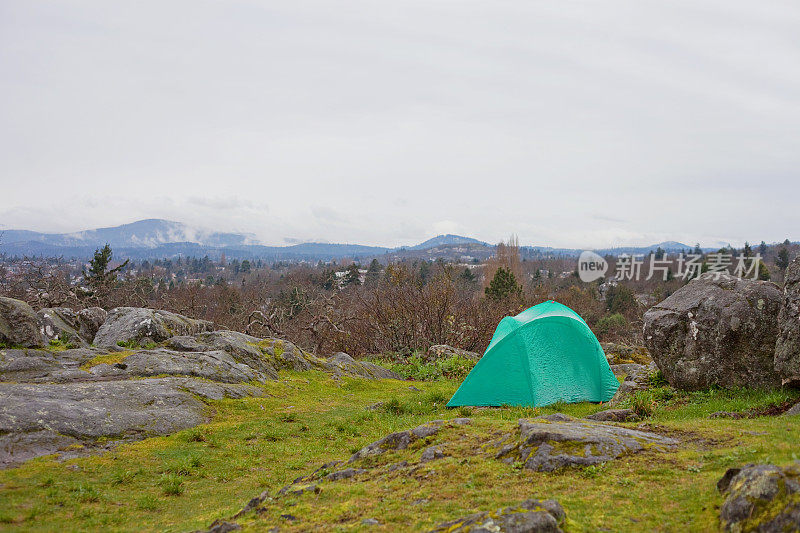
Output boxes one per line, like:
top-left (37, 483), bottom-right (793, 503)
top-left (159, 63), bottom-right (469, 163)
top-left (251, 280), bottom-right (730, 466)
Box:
top-left (0, 304), bottom-right (402, 468)
top-left (348, 421), bottom-right (442, 462)
top-left (0, 297), bottom-right (45, 348)
top-left (0, 377), bottom-right (260, 468)
top-left (643, 273), bottom-right (782, 390)
top-left (775, 256), bottom-right (800, 385)
top-left (495, 416), bottom-right (678, 471)
top-left (608, 363), bottom-right (658, 405)
top-left (217, 415), bottom-right (676, 530)
top-left (602, 343), bottom-right (651, 365)
top-left (93, 307), bottom-right (214, 348)
top-left (85, 348), bottom-right (270, 383)
top-left (429, 499), bottom-right (566, 532)
top-left (425, 344), bottom-right (481, 362)
top-left (718, 462), bottom-right (800, 531)
top-left (326, 352), bottom-right (404, 380)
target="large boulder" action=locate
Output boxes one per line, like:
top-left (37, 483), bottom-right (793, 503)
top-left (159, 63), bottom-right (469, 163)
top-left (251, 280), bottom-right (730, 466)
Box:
top-left (76, 307), bottom-right (107, 343)
top-left (36, 307), bottom-right (88, 347)
top-left (718, 463), bottom-right (800, 531)
top-left (775, 256), bottom-right (800, 385)
top-left (0, 297), bottom-right (45, 348)
top-left (35, 307), bottom-right (106, 347)
top-left (643, 273), bottom-right (782, 390)
top-left (93, 307), bottom-right (213, 348)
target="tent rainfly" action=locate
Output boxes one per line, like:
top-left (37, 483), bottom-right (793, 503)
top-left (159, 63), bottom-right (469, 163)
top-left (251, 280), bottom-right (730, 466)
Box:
top-left (447, 300), bottom-right (619, 407)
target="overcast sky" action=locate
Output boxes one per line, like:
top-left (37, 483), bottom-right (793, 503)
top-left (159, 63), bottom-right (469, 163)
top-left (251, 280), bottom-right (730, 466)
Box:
top-left (1, 1), bottom-right (799, 248)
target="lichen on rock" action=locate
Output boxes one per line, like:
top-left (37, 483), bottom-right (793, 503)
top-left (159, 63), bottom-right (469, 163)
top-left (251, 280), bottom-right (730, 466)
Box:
top-left (718, 462), bottom-right (800, 532)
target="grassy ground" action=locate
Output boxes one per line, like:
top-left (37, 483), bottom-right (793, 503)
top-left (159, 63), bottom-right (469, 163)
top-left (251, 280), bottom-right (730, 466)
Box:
top-left (1, 371), bottom-right (798, 532)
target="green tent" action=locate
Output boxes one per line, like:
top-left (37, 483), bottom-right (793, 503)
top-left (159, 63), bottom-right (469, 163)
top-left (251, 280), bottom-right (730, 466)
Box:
top-left (447, 300), bottom-right (619, 407)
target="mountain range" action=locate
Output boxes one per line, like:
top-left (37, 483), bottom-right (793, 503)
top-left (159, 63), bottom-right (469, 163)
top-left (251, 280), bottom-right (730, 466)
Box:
top-left (0, 219), bottom-right (704, 261)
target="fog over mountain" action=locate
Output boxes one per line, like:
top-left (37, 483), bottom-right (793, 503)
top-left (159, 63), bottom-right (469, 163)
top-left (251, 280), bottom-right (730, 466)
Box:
top-left (1, 219), bottom-right (258, 249)
top-left (0, 219), bottom-right (717, 261)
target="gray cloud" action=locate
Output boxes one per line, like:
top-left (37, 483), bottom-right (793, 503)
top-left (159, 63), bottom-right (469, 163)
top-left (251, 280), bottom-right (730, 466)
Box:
top-left (1, 1), bottom-right (799, 248)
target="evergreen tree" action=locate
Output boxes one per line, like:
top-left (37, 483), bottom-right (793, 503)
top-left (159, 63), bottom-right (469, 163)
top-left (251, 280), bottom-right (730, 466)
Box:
top-left (759, 241), bottom-right (768, 255)
top-left (484, 267), bottom-right (522, 300)
top-left (342, 263), bottom-right (361, 287)
top-left (460, 267), bottom-right (476, 283)
top-left (240, 259), bottom-right (251, 273)
top-left (743, 242), bottom-right (752, 257)
top-left (418, 261), bottom-right (431, 284)
top-left (777, 247), bottom-right (791, 271)
top-left (758, 261), bottom-right (771, 281)
top-left (321, 268), bottom-right (337, 290)
top-left (83, 244), bottom-right (128, 290)
top-left (365, 259), bottom-right (381, 285)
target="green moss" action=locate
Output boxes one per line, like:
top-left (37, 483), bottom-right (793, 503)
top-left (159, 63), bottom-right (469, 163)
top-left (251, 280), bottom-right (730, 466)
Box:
top-left (548, 440), bottom-right (589, 458)
top-left (273, 340), bottom-right (285, 357)
top-left (737, 480), bottom-right (800, 532)
top-left (80, 350), bottom-right (134, 370)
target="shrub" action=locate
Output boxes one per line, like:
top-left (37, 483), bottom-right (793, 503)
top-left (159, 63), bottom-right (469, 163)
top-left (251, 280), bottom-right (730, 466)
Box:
top-left (116, 340), bottom-right (138, 349)
top-left (378, 353), bottom-right (476, 381)
top-left (606, 284), bottom-right (637, 315)
top-left (594, 313), bottom-right (629, 339)
top-left (627, 390), bottom-right (657, 418)
top-left (648, 370), bottom-right (668, 388)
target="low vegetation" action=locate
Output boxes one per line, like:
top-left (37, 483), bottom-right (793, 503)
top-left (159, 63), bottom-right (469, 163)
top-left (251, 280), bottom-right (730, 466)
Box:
top-left (1, 368), bottom-right (798, 532)
top-left (365, 352), bottom-right (476, 381)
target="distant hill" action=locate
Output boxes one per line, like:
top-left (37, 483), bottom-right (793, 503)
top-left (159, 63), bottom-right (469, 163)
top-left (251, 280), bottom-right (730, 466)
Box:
top-left (1, 219), bottom-right (257, 249)
top-left (0, 219), bottom-right (722, 261)
top-left (406, 234), bottom-right (487, 250)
